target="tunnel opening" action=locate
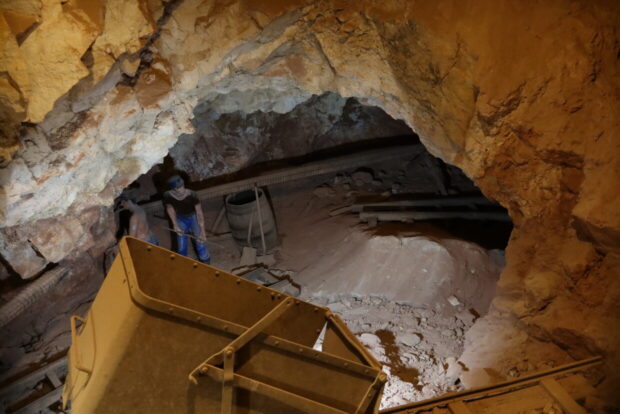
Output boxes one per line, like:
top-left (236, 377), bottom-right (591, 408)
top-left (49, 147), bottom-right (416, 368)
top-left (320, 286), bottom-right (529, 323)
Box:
top-left (111, 92), bottom-right (512, 408)
top-left (0, 2), bottom-right (616, 412)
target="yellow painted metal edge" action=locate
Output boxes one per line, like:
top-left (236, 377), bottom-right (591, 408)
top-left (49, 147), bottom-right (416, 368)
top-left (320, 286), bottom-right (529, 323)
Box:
top-left (117, 237), bottom-right (381, 379)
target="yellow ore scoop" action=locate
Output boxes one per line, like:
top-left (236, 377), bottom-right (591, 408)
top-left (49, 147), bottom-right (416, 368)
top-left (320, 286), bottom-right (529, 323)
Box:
top-left (63, 236), bottom-right (386, 414)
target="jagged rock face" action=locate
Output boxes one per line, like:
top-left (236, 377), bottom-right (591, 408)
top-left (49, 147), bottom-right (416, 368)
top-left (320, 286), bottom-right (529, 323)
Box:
top-left (0, 0), bottom-right (619, 404)
top-left (0, 0), bottom-right (162, 164)
top-left (170, 92), bottom-right (412, 180)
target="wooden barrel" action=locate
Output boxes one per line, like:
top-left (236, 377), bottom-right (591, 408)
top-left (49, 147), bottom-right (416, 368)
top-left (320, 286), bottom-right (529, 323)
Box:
top-left (225, 188), bottom-right (278, 254)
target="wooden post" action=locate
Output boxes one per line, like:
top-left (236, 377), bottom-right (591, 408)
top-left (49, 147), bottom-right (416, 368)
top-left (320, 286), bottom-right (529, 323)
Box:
top-left (254, 185), bottom-right (267, 255)
top-left (211, 205), bottom-right (226, 234)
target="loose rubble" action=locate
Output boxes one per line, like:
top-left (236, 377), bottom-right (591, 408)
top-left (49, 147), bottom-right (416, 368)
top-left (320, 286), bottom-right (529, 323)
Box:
top-left (307, 292), bottom-right (476, 409)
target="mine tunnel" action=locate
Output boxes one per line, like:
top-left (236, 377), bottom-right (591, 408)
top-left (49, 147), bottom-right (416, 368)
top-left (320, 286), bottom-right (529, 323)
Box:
top-left (0, 1), bottom-right (618, 413)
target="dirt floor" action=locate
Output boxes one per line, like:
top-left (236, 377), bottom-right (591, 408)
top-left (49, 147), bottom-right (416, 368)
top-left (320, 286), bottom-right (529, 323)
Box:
top-left (145, 173), bottom-right (504, 409)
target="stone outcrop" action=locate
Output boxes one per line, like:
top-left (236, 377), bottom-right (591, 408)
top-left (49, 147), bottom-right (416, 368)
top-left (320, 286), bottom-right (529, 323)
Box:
top-left (0, 0), bottom-right (160, 165)
top-left (0, 0), bottom-right (619, 407)
top-left (170, 92), bottom-right (412, 180)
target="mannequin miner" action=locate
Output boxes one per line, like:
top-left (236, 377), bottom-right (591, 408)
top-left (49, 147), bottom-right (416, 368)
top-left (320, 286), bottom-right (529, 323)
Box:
top-left (163, 175), bottom-right (211, 264)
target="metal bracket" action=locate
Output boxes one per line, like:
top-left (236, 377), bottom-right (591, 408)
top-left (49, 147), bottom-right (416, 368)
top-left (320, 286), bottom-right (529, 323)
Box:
top-left (70, 314), bottom-right (95, 378)
top-left (189, 298), bottom-right (293, 413)
top-left (355, 372), bottom-right (387, 414)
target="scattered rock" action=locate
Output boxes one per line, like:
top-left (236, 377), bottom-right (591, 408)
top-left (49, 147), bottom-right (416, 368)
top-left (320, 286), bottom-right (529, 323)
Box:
top-left (359, 333), bottom-right (382, 349)
top-left (313, 186), bottom-right (336, 198)
top-left (441, 329), bottom-right (454, 337)
top-left (256, 254), bottom-right (276, 267)
top-left (351, 170), bottom-right (374, 186)
top-left (0, 230), bottom-right (47, 279)
top-left (327, 302), bottom-right (348, 313)
top-left (447, 295), bottom-right (461, 307)
top-left (444, 357), bottom-right (462, 383)
top-left (397, 333), bottom-right (422, 347)
top-left (239, 246), bottom-right (257, 266)
top-left (391, 182), bottom-right (403, 194)
top-left (456, 310), bottom-right (476, 326)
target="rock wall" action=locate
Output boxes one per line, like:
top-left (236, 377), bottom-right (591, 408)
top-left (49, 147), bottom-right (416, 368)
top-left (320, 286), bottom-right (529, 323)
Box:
top-left (0, 0), bottom-right (619, 406)
top-left (170, 92), bottom-right (412, 180)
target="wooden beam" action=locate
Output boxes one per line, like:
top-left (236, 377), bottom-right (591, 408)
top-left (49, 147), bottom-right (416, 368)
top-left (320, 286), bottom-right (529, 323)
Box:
top-left (143, 145), bottom-right (419, 213)
top-left (351, 196), bottom-right (493, 212)
top-left (359, 211), bottom-right (511, 223)
top-left (379, 356), bottom-right (602, 413)
top-left (540, 378), bottom-right (586, 414)
top-left (46, 371), bottom-right (62, 388)
top-left (0, 355), bottom-right (67, 403)
top-left (448, 401), bottom-right (472, 414)
top-left (12, 387), bottom-right (63, 414)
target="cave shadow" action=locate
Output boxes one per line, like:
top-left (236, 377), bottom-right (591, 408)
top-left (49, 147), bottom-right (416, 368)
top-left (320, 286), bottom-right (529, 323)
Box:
top-left (188, 134), bottom-right (420, 193)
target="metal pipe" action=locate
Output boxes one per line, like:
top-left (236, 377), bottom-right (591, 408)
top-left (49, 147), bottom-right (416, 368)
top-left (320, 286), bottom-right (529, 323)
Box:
top-left (0, 267), bottom-right (70, 329)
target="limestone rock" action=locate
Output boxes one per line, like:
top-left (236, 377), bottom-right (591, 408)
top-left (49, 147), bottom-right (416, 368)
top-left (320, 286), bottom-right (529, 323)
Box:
top-left (0, 228), bottom-right (47, 279)
top-left (170, 93), bottom-right (410, 180)
top-left (19, 1), bottom-right (100, 123)
top-left (523, 271), bottom-right (563, 310)
top-left (359, 333), bottom-right (382, 350)
top-left (90, 0), bottom-right (154, 83)
top-left (397, 333), bottom-right (421, 347)
top-left (28, 217), bottom-right (85, 263)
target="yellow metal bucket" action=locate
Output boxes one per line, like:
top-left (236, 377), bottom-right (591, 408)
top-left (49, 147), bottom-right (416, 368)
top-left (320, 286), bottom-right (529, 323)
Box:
top-left (63, 237), bottom-right (385, 413)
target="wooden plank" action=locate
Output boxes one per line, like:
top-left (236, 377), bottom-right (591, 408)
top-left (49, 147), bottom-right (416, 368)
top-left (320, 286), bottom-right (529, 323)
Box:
top-left (328, 205), bottom-right (352, 216)
top-left (359, 211), bottom-right (510, 223)
top-left (466, 381), bottom-right (567, 414)
top-left (540, 378), bottom-right (586, 414)
top-left (0, 356), bottom-right (67, 402)
top-left (45, 371), bottom-right (62, 389)
top-left (448, 401), bottom-right (472, 414)
top-left (350, 196), bottom-right (492, 212)
top-left (12, 387), bottom-right (63, 414)
top-left (379, 356), bottom-right (602, 413)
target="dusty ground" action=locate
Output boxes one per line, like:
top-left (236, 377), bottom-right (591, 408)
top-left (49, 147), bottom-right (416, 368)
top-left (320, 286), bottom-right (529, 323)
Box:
top-left (271, 178), bottom-right (502, 408)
